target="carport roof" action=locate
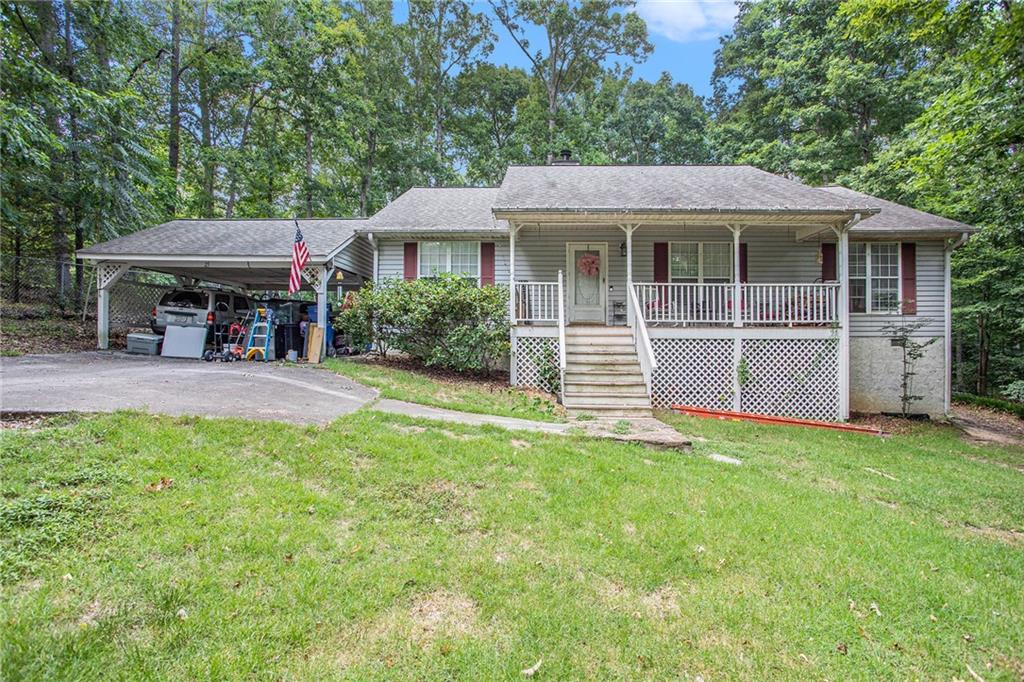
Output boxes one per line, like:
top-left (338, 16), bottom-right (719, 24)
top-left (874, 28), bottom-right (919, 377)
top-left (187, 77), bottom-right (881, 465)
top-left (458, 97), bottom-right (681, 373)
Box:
top-left (78, 218), bottom-right (365, 261)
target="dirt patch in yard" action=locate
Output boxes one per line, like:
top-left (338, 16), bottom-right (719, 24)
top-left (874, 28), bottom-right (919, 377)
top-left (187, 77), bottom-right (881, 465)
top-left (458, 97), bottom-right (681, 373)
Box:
top-left (641, 586), bottom-right (681, 618)
top-left (408, 589), bottom-right (480, 639)
top-left (951, 404), bottom-right (1024, 447)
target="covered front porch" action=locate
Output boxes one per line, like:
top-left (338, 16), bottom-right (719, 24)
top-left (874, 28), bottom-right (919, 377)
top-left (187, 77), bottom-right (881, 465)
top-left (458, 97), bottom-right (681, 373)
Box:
top-left (507, 221), bottom-right (855, 421)
top-left (508, 222), bottom-right (848, 329)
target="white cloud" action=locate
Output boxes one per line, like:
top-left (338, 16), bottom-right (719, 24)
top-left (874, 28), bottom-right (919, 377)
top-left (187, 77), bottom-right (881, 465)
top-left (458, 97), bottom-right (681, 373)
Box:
top-left (636, 0), bottom-right (739, 43)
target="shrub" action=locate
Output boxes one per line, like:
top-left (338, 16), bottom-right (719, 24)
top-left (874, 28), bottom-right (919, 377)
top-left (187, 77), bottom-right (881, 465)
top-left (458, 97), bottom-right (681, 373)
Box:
top-left (336, 275), bottom-right (509, 373)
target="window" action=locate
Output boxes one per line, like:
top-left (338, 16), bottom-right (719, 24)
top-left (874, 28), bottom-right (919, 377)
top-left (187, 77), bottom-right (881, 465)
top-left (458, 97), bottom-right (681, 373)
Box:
top-left (233, 296), bottom-right (249, 312)
top-left (419, 241), bottom-right (480, 278)
top-left (161, 291), bottom-right (206, 308)
top-left (669, 242), bottom-right (732, 283)
top-left (849, 242), bottom-right (900, 313)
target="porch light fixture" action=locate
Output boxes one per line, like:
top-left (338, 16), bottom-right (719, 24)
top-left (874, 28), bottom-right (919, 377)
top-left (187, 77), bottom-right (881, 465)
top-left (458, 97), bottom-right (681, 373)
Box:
top-left (620, 242), bottom-right (627, 257)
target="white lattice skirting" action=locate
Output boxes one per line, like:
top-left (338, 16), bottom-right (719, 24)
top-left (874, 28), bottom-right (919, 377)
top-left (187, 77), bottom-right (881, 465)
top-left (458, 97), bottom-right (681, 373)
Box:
top-left (651, 337), bottom-right (841, 421)
top-left (513, 336), bottom-right (560, 393)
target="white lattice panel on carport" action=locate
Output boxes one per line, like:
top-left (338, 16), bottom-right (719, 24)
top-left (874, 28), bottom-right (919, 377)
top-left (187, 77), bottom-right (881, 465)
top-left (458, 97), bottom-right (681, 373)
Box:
top-left (740, 338), bottom-right (840, 421)
top-left (651, 338), bottom-right (734, 409)
top-left (515, 337), bottom-right (559, 392)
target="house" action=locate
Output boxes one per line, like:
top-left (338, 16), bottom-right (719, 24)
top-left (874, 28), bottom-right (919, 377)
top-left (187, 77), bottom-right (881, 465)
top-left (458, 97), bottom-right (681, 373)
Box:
top-left (78, 161), bottom-right (974, 421)
top-left (359, 161), bottom-right (976, 420)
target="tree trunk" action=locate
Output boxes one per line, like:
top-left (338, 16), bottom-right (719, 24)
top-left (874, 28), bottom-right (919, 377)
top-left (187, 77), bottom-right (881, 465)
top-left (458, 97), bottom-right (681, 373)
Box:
top-left (225, 89), bottom-right (258, 218)
top-left (359, 130), bottom-right (377, 217)
top-left (12, 230), bottom-right (22, 303)
top-left (64, 1), bottom-right (85, 311)
top-left (40, 0), bottom-right (70, 308)
top-left (976, 315), bottom-right (990, 395)
top-left (168, 0), bottom-right (181, 190)
top-left (197, 1), bottom-right (214, 218)
top-left (304, 120), bottom-right (314, 219)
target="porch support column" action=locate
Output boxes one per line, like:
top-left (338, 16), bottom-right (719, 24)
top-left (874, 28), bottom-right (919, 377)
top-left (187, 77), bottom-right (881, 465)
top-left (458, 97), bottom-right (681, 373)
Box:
top-left (95, 262), bottom-right (129, 350)
top-left (508, 223), bottom-right (518, 324)
top-left (302, 264), bottom-right (333, 358)
top-left (620, 224), bottom-right (637, 325)
top-left (834, 216), bottom-right (860, 421)
top-left (508, 223), bottom-right (518, 388)
top-left (728, 224), bottom-right (745, 328)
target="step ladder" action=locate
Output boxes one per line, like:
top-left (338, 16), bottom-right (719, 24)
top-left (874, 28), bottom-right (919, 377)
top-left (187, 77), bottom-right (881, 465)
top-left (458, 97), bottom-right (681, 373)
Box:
top-left (244, 308), bottom-right (274, 361)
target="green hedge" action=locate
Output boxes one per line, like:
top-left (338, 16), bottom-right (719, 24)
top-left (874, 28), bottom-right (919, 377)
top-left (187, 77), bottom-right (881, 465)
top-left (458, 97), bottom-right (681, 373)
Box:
top-left (953, 393), bottom-right (1024, 419)
top-left (337, 275), bottom-right (509, 373)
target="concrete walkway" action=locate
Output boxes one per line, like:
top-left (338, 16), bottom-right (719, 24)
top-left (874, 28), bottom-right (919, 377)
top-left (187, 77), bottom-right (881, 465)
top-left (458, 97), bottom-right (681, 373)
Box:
top-left (1, 352), bottom-right (689, 447)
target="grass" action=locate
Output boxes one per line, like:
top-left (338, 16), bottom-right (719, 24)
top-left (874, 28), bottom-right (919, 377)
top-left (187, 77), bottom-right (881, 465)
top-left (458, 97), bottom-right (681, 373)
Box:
top-left (2, 410), bottom-right (1023, 680)
top-left (323, 356), bottom-right (564, 422)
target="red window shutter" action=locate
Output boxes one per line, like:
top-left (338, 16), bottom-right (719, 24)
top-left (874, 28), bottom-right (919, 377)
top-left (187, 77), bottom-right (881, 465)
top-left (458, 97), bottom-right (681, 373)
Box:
top-left (821, 243), bottom-right (836, 281)
top-left (654, 243), bottom-right (669, 283)
top-left (480, 242), bottom-right (495, 285)
top-left (739, 243), bottom-right (748, 283)
top-left (901, 242), bottom-right (917, 314)
top-left (403, 242), bottom-right (418, 280)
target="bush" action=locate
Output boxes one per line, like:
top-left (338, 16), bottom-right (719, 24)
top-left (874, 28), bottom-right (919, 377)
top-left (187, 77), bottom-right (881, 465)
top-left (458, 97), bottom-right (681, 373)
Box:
top-left (337, 275), bottom-right (509, 373)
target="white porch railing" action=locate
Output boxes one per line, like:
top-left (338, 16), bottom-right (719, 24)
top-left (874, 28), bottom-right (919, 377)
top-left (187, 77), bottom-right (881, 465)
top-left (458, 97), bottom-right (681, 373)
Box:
top-left (514, 281), bottom-right (559, 323)
top-left (634, 283), bottom-right (734, 325)
top-left (740, 283), bottom-right (839, 325)
top-left (634, 282), bottom-right (840, 327)
top-left (556, 271), bottom-right (566, 401)
top-left (628, 283), bottom-right (657, 399)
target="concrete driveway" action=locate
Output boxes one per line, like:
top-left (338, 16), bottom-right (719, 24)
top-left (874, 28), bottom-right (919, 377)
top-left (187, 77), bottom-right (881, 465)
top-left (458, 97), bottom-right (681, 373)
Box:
top-left (0, 352), bottom-right (377, 424)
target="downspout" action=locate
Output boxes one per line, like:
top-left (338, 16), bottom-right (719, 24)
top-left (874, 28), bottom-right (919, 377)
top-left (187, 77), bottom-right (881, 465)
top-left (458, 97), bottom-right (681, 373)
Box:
top-left (944, 231), bottom-right (969, 414)
top-left (367, 232), bottom-right (378, 284)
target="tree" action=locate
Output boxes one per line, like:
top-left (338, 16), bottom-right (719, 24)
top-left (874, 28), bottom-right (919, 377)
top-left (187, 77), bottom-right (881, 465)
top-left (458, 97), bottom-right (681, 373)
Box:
top-left (407, 0), bottom-right (494, 182)
top-left (490, 0), bottom-right (651, 162)
top-left (605, 73), bottom-right (709, 164)
top-left (452, 63), bottom-right (530, 185)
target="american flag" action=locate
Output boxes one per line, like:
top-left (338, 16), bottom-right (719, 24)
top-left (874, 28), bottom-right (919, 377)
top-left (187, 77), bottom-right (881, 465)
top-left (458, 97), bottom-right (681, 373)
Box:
top-left (288, 221), bottom-right (310, 294)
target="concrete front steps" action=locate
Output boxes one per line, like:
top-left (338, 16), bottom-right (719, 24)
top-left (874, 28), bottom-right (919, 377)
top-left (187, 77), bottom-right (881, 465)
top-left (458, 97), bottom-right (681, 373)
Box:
top-left (562, 325), bottom-right (653, 418)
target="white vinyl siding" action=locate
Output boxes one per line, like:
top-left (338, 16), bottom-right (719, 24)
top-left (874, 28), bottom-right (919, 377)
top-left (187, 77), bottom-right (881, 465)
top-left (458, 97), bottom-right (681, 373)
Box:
top-left (377, 232), bottom-right (946, 339)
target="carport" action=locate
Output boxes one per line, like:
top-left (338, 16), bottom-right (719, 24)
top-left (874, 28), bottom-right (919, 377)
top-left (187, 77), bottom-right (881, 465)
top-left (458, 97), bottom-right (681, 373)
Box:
top-left (77, 218), bottom-right (372, 351)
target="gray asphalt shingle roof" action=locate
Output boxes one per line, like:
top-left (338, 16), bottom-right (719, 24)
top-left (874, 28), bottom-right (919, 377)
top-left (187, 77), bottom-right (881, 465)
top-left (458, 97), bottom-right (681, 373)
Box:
top-left (361, 187), bottom-right (508, 233)
top-left (820, 186), bottom-right (976, 234)
top-left (493, 165), bottom-right (877, 215)
top-left (78, 218), bottom-right (365, 260)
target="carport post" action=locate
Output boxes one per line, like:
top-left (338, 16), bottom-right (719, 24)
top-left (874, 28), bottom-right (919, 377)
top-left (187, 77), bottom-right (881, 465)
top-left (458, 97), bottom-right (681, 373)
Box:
top-left (315, 265), bottom-right (334, 358)
top-left (95, 263), bottom-right (129, 350)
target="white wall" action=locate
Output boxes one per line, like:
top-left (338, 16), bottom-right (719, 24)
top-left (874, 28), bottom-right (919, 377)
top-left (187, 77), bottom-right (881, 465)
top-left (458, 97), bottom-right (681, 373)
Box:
top-left (851, 336), bottom-right (946, 416)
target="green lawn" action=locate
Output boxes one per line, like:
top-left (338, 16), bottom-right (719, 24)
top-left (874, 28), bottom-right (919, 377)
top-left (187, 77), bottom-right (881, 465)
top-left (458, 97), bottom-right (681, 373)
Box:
top-left (323, 356), bottom-right (564, 422)
top-left (2, 411), bottom-right (1022, 680)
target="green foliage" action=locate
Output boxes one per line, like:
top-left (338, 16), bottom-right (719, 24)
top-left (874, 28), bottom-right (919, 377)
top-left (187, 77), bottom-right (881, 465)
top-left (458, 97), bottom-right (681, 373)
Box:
top-left (338, 275), bottom-right (510, 372)
top-left (954, 393), bottom-right (1024, 420)
top-left (534, 342), bottom-right (561, 395)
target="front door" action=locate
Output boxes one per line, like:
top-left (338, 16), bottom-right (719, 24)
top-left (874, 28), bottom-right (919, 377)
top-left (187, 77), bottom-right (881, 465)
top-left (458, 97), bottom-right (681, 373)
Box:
top-left (566, 242), bottom-right (607, 324)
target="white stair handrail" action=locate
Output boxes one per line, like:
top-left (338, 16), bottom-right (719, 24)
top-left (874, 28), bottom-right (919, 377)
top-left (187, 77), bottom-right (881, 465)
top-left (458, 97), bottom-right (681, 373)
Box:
top-left (556, 270), bottom-right (567, 401)
top-left (628, 283), bottom-right (657, 399)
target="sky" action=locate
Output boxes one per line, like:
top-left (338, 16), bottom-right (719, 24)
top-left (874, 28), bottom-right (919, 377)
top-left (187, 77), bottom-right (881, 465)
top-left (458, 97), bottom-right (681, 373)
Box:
top-left (392, 1), bottom-right (739, 99)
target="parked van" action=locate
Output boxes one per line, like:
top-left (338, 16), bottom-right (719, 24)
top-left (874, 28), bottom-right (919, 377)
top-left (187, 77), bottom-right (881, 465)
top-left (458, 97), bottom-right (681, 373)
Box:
top-left (150, 288), bottom-right (252, 335)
